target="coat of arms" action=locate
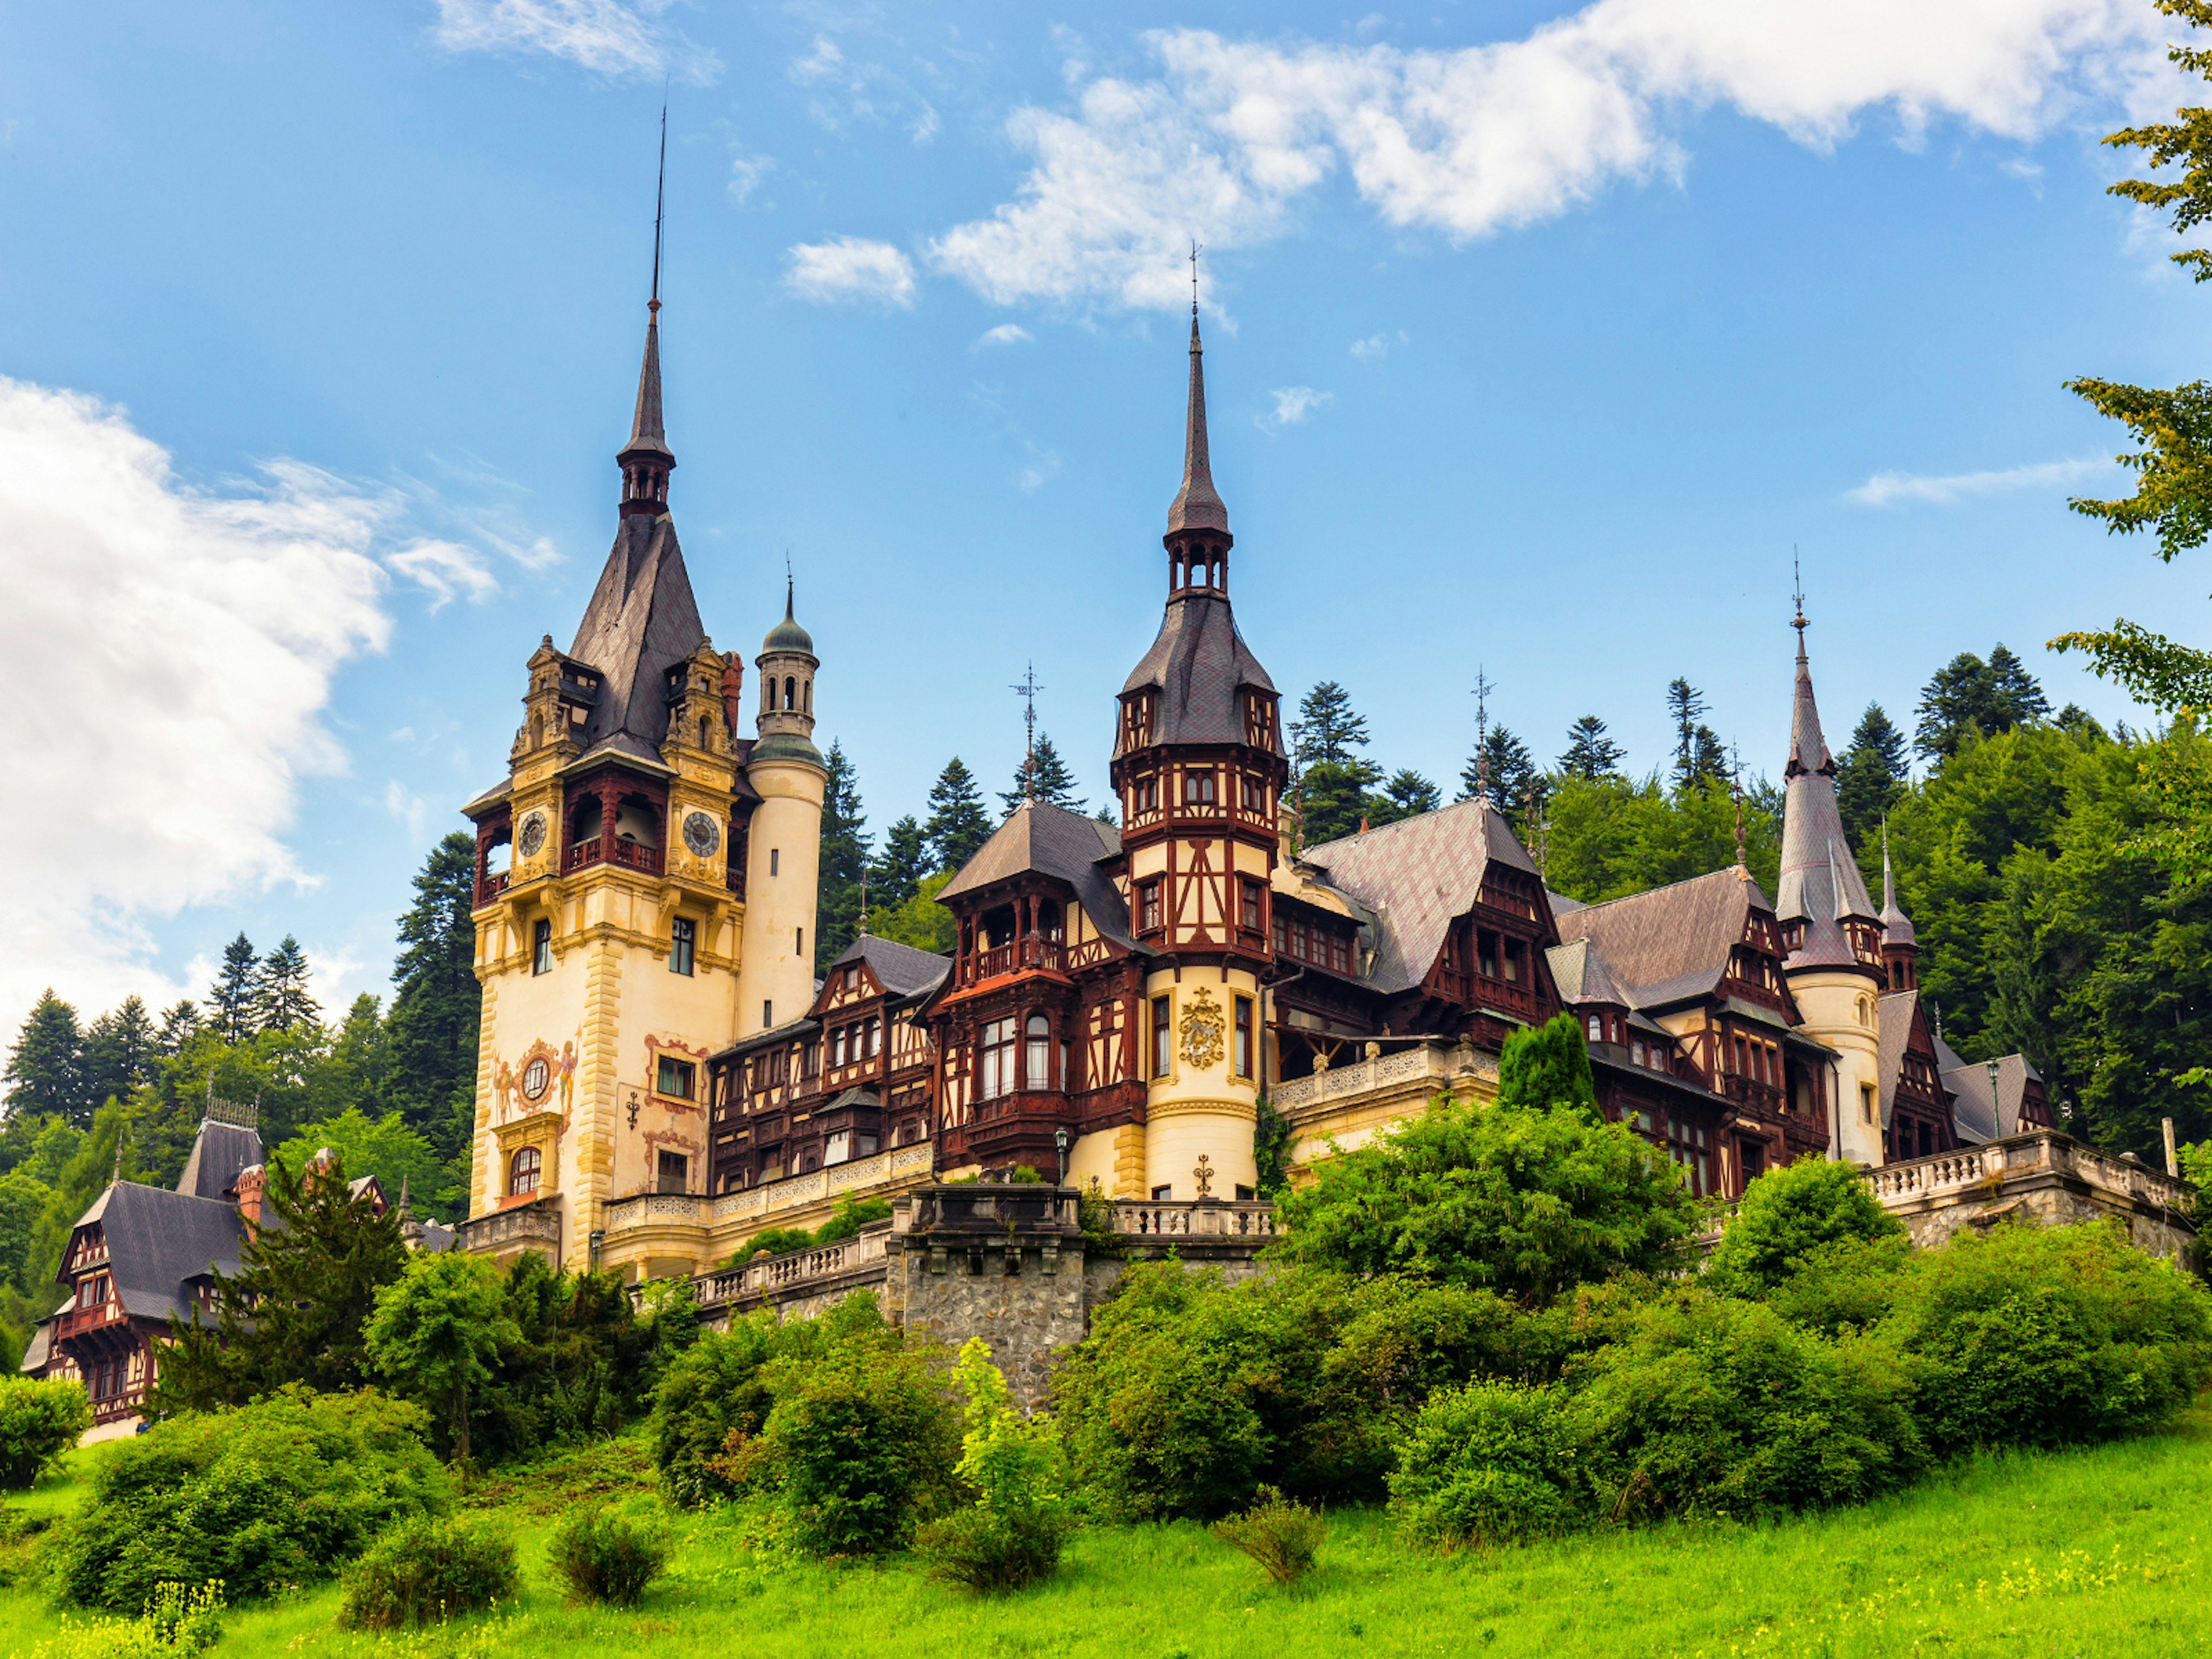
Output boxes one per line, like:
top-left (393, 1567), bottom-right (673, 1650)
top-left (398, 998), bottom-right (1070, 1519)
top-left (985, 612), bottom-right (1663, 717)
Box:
top-left (1179, 986), bottom-right (1226, 1071)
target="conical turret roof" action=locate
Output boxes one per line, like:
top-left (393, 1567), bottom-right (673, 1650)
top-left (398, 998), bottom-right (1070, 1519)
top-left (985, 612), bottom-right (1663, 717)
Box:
top-left (1777, 624), bottom-right (1880, 969)
top-left (1880, 831), bottom-right (1916, 947)
top-left (622, 305), bottom-right (673, 462)
top-left (1166, 313), bottom-right (1228, 536)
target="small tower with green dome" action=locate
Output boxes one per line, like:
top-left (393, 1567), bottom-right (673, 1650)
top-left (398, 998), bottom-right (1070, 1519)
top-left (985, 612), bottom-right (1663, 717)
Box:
top-left (737, 580), bottom-right (828, 1036)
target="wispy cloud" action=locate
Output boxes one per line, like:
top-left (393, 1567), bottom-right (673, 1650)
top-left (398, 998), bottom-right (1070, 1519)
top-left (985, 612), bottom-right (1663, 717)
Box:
top-left (384, 779), bottom-right (431, 842)
top-left (429, 0), bottom-right (720, 83)
top-left (1350, 334), bottom-right (1391, 362)
top-left (1262, 386), bottom-right (1332, 429)
top-left (384, 540), bottom-right (499, 609)
top-left (786, 237), bottom-right (918, 308)
top-left (975, 323), bottom-right (1034, 349)
top-left (923, 9), bottom-right (2169, 312)
top-left (1014, 442), bottom-right (1062, 493)
top-left (728, 153), bottom-right (774, 206)
top-left (1847, 455), bottom-right (2109, 507)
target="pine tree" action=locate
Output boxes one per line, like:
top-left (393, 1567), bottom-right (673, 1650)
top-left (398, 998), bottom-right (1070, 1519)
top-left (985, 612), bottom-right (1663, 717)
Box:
top-left (1984, 644), bottom-right (2052, 726)
top-left (1685, 725), bottom-right (1728, 790)
top-left (923, 758), bottom-right (993, 872)
top-left (1290, 681), bottom-right (1370, 768)
top-left (1665, 681), bottom-right (1725, 790)
top-left (1558, 715), bottom-right (1625, 781)
top-left (155, 1001), bottom-right (200, 1056)
top-left (3, 991), bottom-right (84, 1128)
top-left (256, 935), bottom-right (321, 1033)
top-left (206, 934), bottom-right (260, 1044)
top-left (1494, 1012), bottom-right (1599, 1115)
top-left (1837, 703), bottom-right (1910, 851)
top-left (999, 734), bottom-right (1085, 815)
top-left (816, 740), bottom-right (873, 971)
top-left (1366, 769), bottom-right (1441, 827)
top-left (384, 832), bottom-right (482, 1162)
top-left (870, 815), bottom-right (930, 911)
top-left (79, 996), bottom-right (157, 1116)
top-left (150, 1147), bottom-right (409, 1412)
top-left (1915, 645), bottom-right (2052, 762)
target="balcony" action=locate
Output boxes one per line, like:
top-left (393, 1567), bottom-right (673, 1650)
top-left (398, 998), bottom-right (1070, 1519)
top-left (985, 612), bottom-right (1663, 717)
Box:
top-left (959, 938), bottom-right (1065, 987)
top-left (566, 836), bottom-right (664, 877)
top-left (1718, 1074), bottom-right (1787, 1118)
top-left (454, 1199), bottom-right (562, 1261)
top-left (476, 870), bottom-right (510, 908)
top-left (605, 1142), bottom-right (937, 1237)
top-left (1270, 1040), bottom-right (1497, 1123)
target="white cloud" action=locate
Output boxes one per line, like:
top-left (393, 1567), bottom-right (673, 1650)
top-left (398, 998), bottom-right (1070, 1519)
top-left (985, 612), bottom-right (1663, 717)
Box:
top-left (785, 237), bottom-right (918, 308)
top-left (1014, 442), bottom-right (1062, 493)
top-left (0, 378), bottom-right (393, 1017)
top-left (927, 7), bottom-right (2168, 310)
top-left (1350, 333), bottom-right (1390, 361)
top-left (384, 539), bottom-right (498, 609)
top-left (975, 323), bottom-right (1035, 349)
top-left (1846, 454), bottom-right (2109, 507)
top-left (911, 103), bottom-right (941, 145)
top-left (1263, 386), bottom-right (1332, 427)
top-left (728, 153), bottom-right (774, 206)
top-left (383, 779), bottom-right (433, 843)
top-left (430, 0), bottom-right (720, 82)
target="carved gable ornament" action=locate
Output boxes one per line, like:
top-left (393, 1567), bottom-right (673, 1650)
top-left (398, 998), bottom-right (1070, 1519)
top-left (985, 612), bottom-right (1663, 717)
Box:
top-left (1179, 986), bottom-right (1225, 1071)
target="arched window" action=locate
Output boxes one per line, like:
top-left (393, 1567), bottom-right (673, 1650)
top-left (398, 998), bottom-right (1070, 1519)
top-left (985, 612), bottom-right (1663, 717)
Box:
top-left (1586, 1014), bottom-right (1603, 1043)
top-left (784, 675), bottom-right (796, 710)
top-left (507, 1146), bottom-right (541, 1197)
top-left (803, 679), bottom-right (811, 714)
top-left (765, 678), bottom-right (777, 711)
top-left (1025, 1013), bottom-right (1051, 1090)
top-left (699, 715), bottom-right (711, 748)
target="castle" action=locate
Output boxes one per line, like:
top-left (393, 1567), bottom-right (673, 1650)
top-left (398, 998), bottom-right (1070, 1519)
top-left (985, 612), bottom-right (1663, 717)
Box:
top-left (450, 274), bottom-right (2071, 1286)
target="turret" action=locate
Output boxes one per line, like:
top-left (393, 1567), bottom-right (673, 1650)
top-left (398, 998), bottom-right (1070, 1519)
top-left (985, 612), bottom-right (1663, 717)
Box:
top-left (1879, 827), bottom-right (1918, 993)
top-left (738, 581), bottom-right (827, 1036)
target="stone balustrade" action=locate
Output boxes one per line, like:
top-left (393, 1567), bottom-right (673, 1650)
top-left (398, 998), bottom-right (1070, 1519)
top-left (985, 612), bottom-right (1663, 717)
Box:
top-left (604, 1141), bottom-right (935, 1237)
top-left (1268, 1040), bottom-right (1495, 1117)
top-left (1110, 1199), bottom-right (1278, 1239)
top-left (678, 1225), bottom-right (892, 1310)
top-left (453, 1198), bottom-right (561, 1263)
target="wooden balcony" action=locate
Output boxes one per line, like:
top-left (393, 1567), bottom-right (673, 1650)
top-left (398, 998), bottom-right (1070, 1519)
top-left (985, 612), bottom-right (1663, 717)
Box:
top-left (958, 938), bottom-right (1065, 987)
top-left (565, 837), bottom-right (664, 876)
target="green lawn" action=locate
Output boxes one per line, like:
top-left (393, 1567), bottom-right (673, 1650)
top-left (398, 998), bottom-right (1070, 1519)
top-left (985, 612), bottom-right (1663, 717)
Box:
top-left (5, 1413), bottom-right (2207, 1659)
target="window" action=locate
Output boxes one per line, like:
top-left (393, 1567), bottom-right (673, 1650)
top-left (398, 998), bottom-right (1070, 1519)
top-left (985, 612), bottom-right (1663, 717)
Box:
top-left (1026, 1013), bottom-right (1052, 1090)
top-left (863, 1018), bottom-right (880, 1059)
top-left (1152, 1184), bottom-right (1173, 1200)
top-left (1241, 774), bottom-right (1266, 812)
top-left (657, 1150), bottom-right (688, 1195)
top-left (1502, 942), bottom-right (1521, 983)
top-left (1233, 996), bottom-right (1253, 1078)
top-left (832, 1026), bottom-right (849, 1067)
top-left (980, 1017), bottom-right (1017, 1100)
top-left (670, 916), bottom-right (695, 976)
top-left (1138, 880), bottom-right (1162, 933)
top-left (1152, 997), bottom-right (1173, 1078)
top-left (770, 848), bottom-right (780, 877)
top-left (1328, 935), bottom-right (1351, 975)
top-left (1588, 1014), bottom-right (1603, 1043)
top-left (1631, 1039), bottom-right (1645, 1065)
top-left (1291, 919), bottom-right (1309, 960)
top-left (1183, 769), bottom-right (1216, 805)
top-left (783, 675), bottom-right (796, 709)
top-left (1859, 1084), bottom-right (1876, 1125)
top-left (1272, 915), bottom-right (1288, 953)
top-left (507, 1146), bottom-right (541, 1196)
top-left (796, 926), bottom-right (804, 957)
top-left (533, 919), bottom-right (552, 975)
top-left (824, 1130), bottom-right (851, 1165)
top-left (1131, 774), bottom-right (1158, 814)
top-left (1478, 931), bottom-right (1498, 978)
top-left (763, 999), bottom-right (774, 1027)
top-left (657, 1056), bottom-right (696, 1099)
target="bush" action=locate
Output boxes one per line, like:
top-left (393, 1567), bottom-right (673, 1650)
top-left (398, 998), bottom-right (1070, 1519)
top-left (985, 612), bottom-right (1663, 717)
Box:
top-left (736, 1227), bottom-right (817, 1263)
top-left (0, 1376), bottom-right (91, 1488)
top-left (1705, 1156), bottom-right (1904, 1297)
top-left (1272, 1088), bottom-right (1695, 1301)
top-left (48, 1385), bottom-right (450, 1611)
top-left (1873, 1219), bottom-right (2212, 1456)
top-left (763, 1335), bottom-right (960, 1556)
top-left (1211, 1486), bottom-right (1326, 1586)
top-left (813, 1195), bottom-right (893, 1243)
top-left (915, 1339), bottom-right (1075, 1594)
top-left (25, 1580), bottom-right (225, 1657)
top-left (546, 1505), bottom-right (671, 1607)
top-left (338, 1514), bottom-right (517, 1630)
top-left (1388, 1381), bottom-right (1586, 1550)
top-left (649, 1307), bottom-right (827, 1507)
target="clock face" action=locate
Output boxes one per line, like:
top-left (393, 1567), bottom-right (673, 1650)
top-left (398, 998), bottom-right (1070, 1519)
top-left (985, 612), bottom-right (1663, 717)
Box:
top-left (522, 1057), bottom-right (550, 1101)
top-left (517, 811), bottom-right (547, 859)
top-left (682, 811), bottom-right (721, 858)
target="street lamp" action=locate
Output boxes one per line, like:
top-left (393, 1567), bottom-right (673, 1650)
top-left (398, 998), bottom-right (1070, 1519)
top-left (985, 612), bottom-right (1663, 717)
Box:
top-left (1054, 1126), bottom-right (1070, 1187)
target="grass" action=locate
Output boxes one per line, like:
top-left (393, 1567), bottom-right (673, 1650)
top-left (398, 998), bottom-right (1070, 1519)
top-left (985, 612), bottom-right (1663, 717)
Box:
top-left (1, 1414), bottom-right (2206, 1658)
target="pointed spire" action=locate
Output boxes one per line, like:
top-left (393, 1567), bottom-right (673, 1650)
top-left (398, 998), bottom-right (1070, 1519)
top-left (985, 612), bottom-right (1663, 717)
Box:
top-left (619, 109), bottom-right (675, 513)
top-left (1880, 820), bottom-right (1916, 946)
top-left (1166, 244), bottom-right (1229, 537)
top-left (1775, 578), bottom-right (1881, 971)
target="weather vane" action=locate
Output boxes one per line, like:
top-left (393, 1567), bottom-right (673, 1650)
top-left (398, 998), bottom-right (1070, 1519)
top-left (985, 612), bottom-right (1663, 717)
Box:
top-left (1791, 546), bottom-right (1807, 649)
top-left (1012, 662), bottom-right (1044, 800)
top-left (1472, 667), bottom-right (1494, 794)
top-left (1190, 240), bottom-right (1202, 316)
top-left (650, 103), bottom-right (666, 315)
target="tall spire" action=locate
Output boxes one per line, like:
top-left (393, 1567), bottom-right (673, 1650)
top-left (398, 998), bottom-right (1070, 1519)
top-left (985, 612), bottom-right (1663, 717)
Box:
top-left (619, 107), bottom-right (675, 516)
top-left (1880, 820), bottom-right (1916, 947)
top-left (1166, 243), bottom-right (1229, 540)
top-left (1775, 570), bottom-right (1880, 971)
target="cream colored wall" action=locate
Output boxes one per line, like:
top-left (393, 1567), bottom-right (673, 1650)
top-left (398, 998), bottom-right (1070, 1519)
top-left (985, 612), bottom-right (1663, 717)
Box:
top-left (1790, 969), bottom-right (1884, 1165)
top-left (1141, 966), bottom-right (1260, 1198)
top-left (737, 756), bottom-right (825, 1037)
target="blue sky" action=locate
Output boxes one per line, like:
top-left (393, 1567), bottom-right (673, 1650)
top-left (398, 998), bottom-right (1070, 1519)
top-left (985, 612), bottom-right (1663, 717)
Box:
top-left (3, 0), bottom-right (2208, 1022)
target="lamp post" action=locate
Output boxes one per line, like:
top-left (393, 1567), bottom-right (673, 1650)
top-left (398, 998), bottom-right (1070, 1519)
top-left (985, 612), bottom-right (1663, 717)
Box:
top-left (1985, 1058), bottom-right (2002, 1137)
top-left (1054, 1126), bottom-right (1070, 1188)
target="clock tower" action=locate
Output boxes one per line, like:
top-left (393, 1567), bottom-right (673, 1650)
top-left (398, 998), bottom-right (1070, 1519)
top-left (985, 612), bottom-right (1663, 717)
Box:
top-left (458, 279), bottom-right (825, 1277)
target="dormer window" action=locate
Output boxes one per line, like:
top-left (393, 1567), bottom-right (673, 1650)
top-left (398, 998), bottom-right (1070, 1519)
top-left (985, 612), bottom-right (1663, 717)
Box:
top-left (1184, 770), bottom-right (1216, 805)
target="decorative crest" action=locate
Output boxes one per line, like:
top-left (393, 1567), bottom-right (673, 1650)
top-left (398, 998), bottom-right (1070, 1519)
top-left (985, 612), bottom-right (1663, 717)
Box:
top-left (1472, 667), bottom-right (1494, 795)
top-left (1012, 661), bottom-right (1044, 801)
top-left (1791, 546), bottom-right (1808, 659)
top-left (1192, 1152), bottom-right (1215, 1199)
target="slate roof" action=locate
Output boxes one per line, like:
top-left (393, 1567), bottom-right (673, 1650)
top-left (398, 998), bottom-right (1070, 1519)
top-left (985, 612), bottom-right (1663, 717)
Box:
top-left (1936, 1038), bottom-right (2043, 1142)
top-left (68, 1181), bottom-right (244, 1324)
top-left (567, 513), bottom-right (706, 761)
top-left (1166, 314), bottom-right (1229, 535)
top-left (827, 934), bottom-right (952, 1001)
top-left (1876, 989), bottom-right (1933, 1126)
top-left (622, 309), bottom-right (672, 462)
top-left (1299, 798), bottom-right (1537, 995)
top-left (1119, 593), bottom-right (1278, 749)
top-left (1880, 842), bottom-right (1916, 948)
top-left (940, 801), bottom-right (1134, 949)
top-left (176, 1119), bottom-right (262, 1202)
top-left (1777, 638), bottom-right (1880, 967)
top-left (1551, 866), bottom-right (1769, 1010)
top-left (1546, 938), bottom-right (1630, 1007)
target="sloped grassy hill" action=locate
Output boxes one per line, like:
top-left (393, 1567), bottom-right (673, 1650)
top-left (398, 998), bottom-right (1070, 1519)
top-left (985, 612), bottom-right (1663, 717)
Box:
top-left (6, 1410), bottom-right (2206, 1659)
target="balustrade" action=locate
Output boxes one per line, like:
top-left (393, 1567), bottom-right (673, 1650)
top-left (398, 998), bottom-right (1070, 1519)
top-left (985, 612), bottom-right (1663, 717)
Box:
top-left (565, 836), bottom-right (664, 876)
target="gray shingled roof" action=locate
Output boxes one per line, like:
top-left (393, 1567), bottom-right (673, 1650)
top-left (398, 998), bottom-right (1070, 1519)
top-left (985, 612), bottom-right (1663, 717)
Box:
top-left (1880, 844), bottom-right (1917, 948)
top-left (939, 801), bottom-right (1134, 949)
top-left (1777, 641), bottom-right (1880, 967)
top-left (176, 1120), bottom-right (262, 1202)
top-left (1300, 798), bottom-right (1537, 995)
top-left (1551, 866), bottom-right (1769, 1011)
top-left (1876, 989), bottom-right (1930, 1126)
top-left (1936, 1039), bottom-right (2043, 1142)
top-left (829, 934), bottom-right (952, 1000)
top-left (567, 513), bottom-right (706, 761)
top-left (1119, 593), bottom-right (1278, 749)
top-left (67, 1181), bottom-right (244, 1324)
top-left (1547, 938), bottom-right (1629, 1007)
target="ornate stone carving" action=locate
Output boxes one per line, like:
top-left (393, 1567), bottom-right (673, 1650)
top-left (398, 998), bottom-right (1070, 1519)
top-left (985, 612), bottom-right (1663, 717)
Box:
top-left (517, 810), bottom-right (547, 859)
top-left (682, 810), bottom-right (720, 858)
top-left (1179, 986), bottom-right (1225, 1071)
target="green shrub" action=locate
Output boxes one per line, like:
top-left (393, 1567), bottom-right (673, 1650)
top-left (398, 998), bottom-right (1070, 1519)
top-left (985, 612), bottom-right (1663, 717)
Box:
top-left (1571, 1290), bottom-right (1924, 1523)
top-left (736, 1227), bottom-right (817, 1263)
top-left (0, 1376), bottom-right (92, 1488)
top-left (25, 1580), bottom-right (226, 1657)
top-left (762, 1335), bottom-right (959, 1556)
top-left (813, 1195), bottom-right (893, 1243)
top-left (48, 1385), bottom-right (450, 1611)
top-left (545, 1505), bottom-right (671, 1607)
top-left (1705, 1156), bottom-right (1905, 1297)
top-left (1387, 1381), bottom-right (1586, 1550)
top-left (650, 1312), bottom-right (802, 1507)
top-left (1272, 1088), bottom-right (1695, 1301)
top-left (915, 1340), bottom-right (1075, 1594)
top-left (338, 1514), bottom-right (517, 1630)
top-left (1053, 1260), bottom-right (1560, 1520)
top-left (1873, 1219), bottom-right (2212, 1456)
top-left (1211, 1486), bottom-right (1327, 1586)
